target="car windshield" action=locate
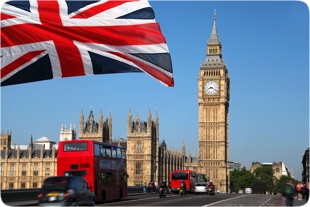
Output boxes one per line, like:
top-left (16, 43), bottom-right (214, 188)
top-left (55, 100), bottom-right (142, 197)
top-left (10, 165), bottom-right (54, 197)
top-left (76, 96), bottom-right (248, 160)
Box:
top-left (196, 183), bottom-right (206, 186)
top-left (42, 177), bottom-right (70, 190)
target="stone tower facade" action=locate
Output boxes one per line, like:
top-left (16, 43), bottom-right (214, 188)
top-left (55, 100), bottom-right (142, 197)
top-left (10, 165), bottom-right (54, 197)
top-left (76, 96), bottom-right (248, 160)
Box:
top-left (126, 109), bottom-right (159, 186)
top-left (79, 109), bottom-right (112, 143)
top-left (1, 131), bottom-right (12, 150)
top-left (60, 124), bottom-right (76, 141)
top-left (198, 10), bottom-right (230, 193)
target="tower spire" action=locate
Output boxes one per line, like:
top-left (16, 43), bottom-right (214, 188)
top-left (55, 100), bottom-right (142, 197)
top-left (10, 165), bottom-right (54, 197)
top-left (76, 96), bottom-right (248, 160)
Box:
top-left (203, 9), bottom-right (224, 66)
top-left (208, 9), bottom-right (220, 45)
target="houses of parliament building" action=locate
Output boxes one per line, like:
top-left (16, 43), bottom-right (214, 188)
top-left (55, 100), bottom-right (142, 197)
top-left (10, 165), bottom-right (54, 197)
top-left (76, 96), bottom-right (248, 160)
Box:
top-left (1, 10), bottom-right (230, 192)
top-left (0, 108), bottom-right (199, 190)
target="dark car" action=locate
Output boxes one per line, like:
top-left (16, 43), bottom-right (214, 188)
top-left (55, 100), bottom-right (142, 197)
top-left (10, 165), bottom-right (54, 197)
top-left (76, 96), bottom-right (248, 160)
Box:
top-left (38, 176), bottom-right (95, 206)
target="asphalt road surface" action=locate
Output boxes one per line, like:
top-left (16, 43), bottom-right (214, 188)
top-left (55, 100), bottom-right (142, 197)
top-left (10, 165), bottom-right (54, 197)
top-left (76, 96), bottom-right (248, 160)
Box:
top-left (98, 193), bottom-right (307, 206)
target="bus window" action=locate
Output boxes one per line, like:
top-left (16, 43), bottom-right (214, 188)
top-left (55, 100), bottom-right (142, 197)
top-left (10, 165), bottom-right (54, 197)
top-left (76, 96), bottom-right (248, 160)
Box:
top-left (99, 172), bottom-right (113, 184)
top-left (116, 148), bottom-right (121, 158)
top-left (100, 147), bottom-right (106, 157)
top-left (64, 142), bottom-right (88, 151)
top-left (111, 147), bottom-right (116, 158)
top-left (105, 148), bottom-right (111, 157)
top-left (172, 172), bottom-right (188, 180)
top-left (94, 144), bottom-right (100, 156)
top-left (64, 170), bottom-right (87, 177)
top-left (121, 149), bottom-right (126, 159)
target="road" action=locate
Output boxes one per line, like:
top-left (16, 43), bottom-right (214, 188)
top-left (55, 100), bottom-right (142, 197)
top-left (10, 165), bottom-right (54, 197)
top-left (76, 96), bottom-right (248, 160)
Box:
top-left (98, 193), bottom-right (307, 206)
top-left (5, 192), bottom-right (307, 206)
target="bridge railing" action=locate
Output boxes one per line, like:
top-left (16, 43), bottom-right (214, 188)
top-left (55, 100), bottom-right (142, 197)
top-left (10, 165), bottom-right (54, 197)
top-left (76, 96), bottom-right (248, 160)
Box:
top-left (1, 186), bottom-right (145, 205)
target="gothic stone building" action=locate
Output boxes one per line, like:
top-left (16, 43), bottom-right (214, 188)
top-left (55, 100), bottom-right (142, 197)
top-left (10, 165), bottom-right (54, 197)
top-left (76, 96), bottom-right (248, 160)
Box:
top-left (0, 132), bottom-right (58, 190)
top-left (0, 109), bottom-right (197, 190)
top-left (125, 109), bottom-right (192, 186)
top-left (79, 109), bottom-right (112, 143)
top-left (198, 10), bottom-right (230, 193)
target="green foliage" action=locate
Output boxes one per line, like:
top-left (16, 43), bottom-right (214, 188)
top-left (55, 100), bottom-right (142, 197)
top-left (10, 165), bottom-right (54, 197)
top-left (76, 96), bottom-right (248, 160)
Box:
top-left (230, 166), bottom-right (285, 194)
top-left (252, 179), bottom-right (267, 194)
top-left (230, 168), bottom-right (255, 192)
top-left (253, 166), bottom-right (274, 194)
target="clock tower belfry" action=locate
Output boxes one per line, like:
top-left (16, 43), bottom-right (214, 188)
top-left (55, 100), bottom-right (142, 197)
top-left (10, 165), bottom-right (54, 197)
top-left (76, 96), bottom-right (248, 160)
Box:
top-left (198, 10), bottom-right (230, 193)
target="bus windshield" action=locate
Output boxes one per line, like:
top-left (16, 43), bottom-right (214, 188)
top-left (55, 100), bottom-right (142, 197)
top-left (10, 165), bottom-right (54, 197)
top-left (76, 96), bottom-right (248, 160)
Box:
top-left (172, 172), bottom-right (188, 180)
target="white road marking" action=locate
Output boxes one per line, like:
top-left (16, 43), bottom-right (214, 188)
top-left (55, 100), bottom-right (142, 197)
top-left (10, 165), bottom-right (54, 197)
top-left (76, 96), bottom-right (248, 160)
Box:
top-left (260, 197), bottom-right (271, 206)
top-left (202, 195), bottom-right (247, 206)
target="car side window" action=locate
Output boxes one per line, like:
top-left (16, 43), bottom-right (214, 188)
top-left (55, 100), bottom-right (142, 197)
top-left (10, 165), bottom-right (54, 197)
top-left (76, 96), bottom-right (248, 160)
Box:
top-left (78, 179), bottom-right (84, 190)
top-left (72, 178), bottom-right (81, 190)
top-left (69, 178), bottom-right (77, 189)
top-left (83, 180), bottom-right (88, 189)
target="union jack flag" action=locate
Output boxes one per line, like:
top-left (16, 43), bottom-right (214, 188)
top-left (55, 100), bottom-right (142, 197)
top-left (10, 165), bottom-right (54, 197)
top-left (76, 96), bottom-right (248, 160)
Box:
top-left (1, 0), bottom-right (174, 87)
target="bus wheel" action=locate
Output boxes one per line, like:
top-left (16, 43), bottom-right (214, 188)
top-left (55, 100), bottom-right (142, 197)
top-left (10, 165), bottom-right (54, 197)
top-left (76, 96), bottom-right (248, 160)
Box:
top-left (119, 189), bottom-right (123, 200)
top-left (101, 190), bottom-right (106, 203)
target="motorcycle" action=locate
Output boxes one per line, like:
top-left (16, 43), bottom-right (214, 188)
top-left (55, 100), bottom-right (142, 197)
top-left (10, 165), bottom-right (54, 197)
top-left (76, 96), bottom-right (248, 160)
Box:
top-left (159, 187), bottom-right (166, 198)
top-left (208, 186), bottom-right (215, 196)
top-left (179, 188), bottom-right (186, 196)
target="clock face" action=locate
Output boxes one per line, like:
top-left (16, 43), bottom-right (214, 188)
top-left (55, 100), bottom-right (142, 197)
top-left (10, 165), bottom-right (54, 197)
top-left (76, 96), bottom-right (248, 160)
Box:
top-left (204, 81), bottom-right (219, 95)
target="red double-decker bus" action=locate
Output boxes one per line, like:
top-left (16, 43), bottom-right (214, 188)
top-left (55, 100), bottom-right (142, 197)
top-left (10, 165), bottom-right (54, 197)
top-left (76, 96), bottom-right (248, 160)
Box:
top-left (170, 170), bottom-right (197, 194)
top-left (57, 140), bottom-right (128, 203)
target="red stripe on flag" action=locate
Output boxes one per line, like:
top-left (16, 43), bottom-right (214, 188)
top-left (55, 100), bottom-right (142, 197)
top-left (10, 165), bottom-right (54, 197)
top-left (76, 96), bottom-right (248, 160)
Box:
top-left (1, 23), bottom-right (166, 47)
top-left (37, 1), bottom-right (85, 77)
top-left (1, 50), bottom-right (46, 79)
top-left (0, 12), bottom-right (16, 20)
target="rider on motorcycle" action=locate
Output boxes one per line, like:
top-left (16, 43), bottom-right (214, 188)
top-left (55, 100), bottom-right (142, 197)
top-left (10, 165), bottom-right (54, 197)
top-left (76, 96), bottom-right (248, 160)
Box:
top-left (160, 180), bottom-right (168, 193)
top-left (208, 180), bottom-right (215, 195)
top-left (159, 180), bottom-right (168, 198)
top-left (180, 180), bottom-right (186, 195)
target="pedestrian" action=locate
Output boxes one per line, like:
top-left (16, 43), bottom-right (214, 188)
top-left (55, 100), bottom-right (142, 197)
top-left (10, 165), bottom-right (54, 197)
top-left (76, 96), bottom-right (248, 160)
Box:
top-left (143, 182), bottom-right (147, 194)
top-left (282, 179), bottom-right (296, 206)
top-left (296, 182), bottom-right (303, 200)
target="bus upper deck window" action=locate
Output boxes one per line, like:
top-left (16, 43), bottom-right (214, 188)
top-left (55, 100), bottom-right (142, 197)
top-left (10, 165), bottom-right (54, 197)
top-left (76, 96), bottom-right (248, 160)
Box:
top-left (116, 148), bottom-right (121, 158)
top-left (106, 148), bottom-right (111, 157)
top-left (94, 144), bottom-right (100, 156)
top-left (111, 148), bottom-right (116, 158)
top-left (121, 149), bottom-right (126, 159)
top-left (101, 147), bottom-right (106, 157)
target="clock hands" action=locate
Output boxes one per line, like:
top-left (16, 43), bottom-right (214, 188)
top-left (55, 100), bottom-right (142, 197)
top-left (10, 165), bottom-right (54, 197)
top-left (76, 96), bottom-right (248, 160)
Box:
top-left (205, 81), bottom-right (219, 95)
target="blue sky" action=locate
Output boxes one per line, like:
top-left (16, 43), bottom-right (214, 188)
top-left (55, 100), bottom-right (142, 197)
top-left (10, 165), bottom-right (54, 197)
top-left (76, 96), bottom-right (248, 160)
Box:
top-left (1, 1), bottom-right (309, 181)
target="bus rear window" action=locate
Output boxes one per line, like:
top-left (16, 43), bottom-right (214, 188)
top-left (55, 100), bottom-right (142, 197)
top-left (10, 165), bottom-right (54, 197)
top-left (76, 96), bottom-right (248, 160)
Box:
top-left (172, 172), bottom-right (188, 180)
top-left (64, 170), bottom-right (87, 177)
top-left (64, 142), bottom-right (88, 151)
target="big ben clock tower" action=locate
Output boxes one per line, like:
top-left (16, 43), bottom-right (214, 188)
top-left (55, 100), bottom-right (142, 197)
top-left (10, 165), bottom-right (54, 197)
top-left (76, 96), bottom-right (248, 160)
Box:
top-left (198, 10), bottom-right (230, 193)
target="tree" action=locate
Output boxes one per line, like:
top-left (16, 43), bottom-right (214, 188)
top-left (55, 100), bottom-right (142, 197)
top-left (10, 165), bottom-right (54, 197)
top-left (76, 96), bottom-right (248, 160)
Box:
top-left (230, 168), bottom-right (255, 193)
top-left (253, 166), bottom-right (274, 194)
